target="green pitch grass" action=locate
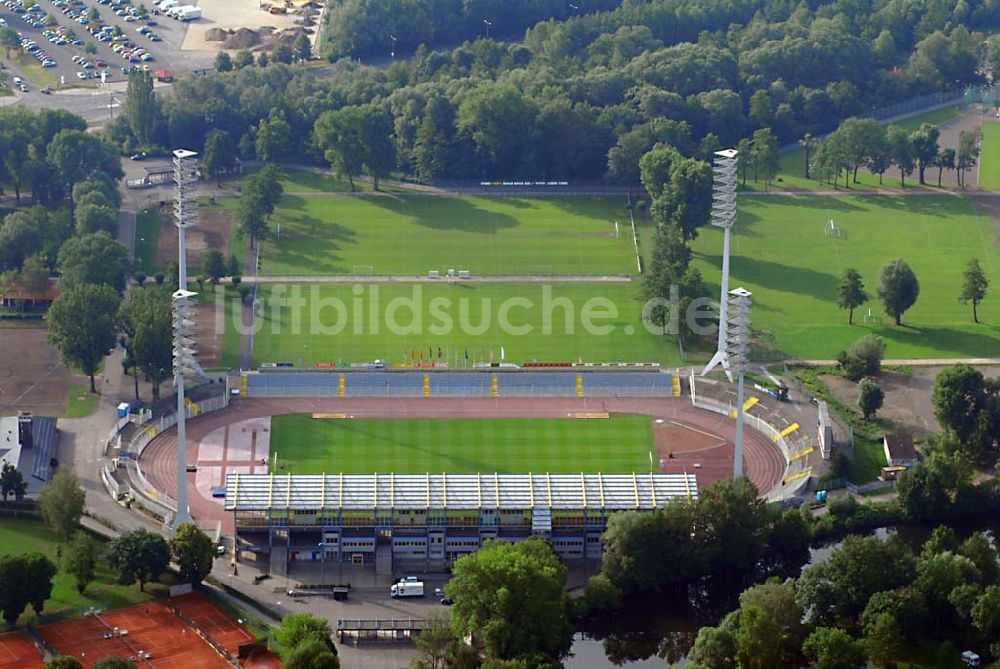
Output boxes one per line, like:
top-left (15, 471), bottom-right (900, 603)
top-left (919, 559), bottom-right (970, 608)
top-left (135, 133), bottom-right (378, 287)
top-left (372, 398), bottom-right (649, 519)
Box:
top-left (229, 194), bottom-right (635, 276)
top-left (271, 415), bottom-right (655, 473)
top-left (245, 281), bottom-right (682, 366)
top-left (688, 194), bottom-right (1000, 359)
top-left (978, 121), bottom-right (1000, 189)
top-left (0, 518), bottom-right (162, 624)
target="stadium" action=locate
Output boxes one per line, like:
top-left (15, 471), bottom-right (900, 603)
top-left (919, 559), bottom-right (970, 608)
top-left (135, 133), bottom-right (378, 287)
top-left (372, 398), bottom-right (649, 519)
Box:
top-left (127, 368), bottom-right (812, 578)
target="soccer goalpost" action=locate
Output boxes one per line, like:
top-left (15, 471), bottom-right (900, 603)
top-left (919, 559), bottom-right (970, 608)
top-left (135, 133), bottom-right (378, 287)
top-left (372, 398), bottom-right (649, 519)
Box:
top-left (352, 265), bottom-right (374, 276)
top-left (824, 219), bottom-right (843, 239)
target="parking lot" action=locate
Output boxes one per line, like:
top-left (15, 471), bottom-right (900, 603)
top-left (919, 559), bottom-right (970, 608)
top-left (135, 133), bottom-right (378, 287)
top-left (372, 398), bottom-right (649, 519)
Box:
top-left (0, 0), bottom-right (211, 96)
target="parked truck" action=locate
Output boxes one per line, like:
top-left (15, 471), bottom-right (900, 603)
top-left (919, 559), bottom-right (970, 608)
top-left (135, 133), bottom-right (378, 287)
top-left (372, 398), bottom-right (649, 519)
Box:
top-left (390, 581), bottom-right (424, 598)
top-left (177, 6), bottom-right (201, 20)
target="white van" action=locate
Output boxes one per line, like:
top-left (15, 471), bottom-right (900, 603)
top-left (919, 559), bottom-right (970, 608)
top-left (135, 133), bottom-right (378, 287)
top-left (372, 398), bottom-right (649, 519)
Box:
top-left (158, 0), bottom-right (178, 11)
top-left (12, 76), bottom-right (22, 85)
top-left (962, 651), bottom-right (981, 667)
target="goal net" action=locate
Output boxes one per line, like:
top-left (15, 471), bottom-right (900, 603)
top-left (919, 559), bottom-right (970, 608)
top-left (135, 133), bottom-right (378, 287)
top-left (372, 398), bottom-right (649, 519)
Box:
top-left (824, 219), bottom-right (842, 238)
top-left (352, 265), bottom-right (374, 276)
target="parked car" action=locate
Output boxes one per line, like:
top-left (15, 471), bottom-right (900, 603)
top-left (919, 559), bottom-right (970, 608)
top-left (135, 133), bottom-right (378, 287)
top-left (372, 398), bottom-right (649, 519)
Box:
top-left (130, 152), bottom-right (146, 160)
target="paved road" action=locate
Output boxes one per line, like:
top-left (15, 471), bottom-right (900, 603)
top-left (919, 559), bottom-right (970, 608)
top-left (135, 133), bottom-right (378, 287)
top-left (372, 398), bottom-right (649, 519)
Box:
top-left (787, 357), bottom-right (1000, 366)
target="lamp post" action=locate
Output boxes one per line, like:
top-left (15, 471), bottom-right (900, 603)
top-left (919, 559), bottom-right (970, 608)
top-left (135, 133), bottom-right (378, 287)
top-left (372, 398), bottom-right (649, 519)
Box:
top-left (726, 287), bottom-right (752, 479)
top-left (390, 34), bottom-right (396, 59)
top-left (483, 19), bottom-right (491, 39)
top-left (701, 149), bottom-right (739, 381)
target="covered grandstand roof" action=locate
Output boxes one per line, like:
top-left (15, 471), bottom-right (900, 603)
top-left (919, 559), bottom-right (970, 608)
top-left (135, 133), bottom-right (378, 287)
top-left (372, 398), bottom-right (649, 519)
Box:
top-left (224, 472), bottom-right (697, 511)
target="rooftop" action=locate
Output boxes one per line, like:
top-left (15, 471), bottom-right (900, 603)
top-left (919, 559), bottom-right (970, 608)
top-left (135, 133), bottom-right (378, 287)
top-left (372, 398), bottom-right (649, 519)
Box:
top-left (884, 433), bottom-right (917, 461)
top-left (224, 472), bottom-right (698, 511)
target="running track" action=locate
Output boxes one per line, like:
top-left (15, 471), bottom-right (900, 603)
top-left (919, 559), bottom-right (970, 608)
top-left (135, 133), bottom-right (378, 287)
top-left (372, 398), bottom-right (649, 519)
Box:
top-left (141, 398), bottom-right (785, 533)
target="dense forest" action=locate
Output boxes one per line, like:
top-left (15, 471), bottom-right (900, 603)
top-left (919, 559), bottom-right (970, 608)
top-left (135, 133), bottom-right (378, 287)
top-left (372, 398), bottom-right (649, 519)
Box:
top-left (105, 0), bottom-right (998, 184)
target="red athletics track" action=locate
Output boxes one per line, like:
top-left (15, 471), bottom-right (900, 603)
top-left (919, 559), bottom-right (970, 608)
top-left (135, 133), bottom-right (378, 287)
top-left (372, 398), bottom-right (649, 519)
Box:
top-left (141, 398), bottom-right (786, 533)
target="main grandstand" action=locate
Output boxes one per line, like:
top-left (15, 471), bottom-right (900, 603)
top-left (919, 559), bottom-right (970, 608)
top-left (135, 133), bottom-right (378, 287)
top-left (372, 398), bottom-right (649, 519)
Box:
top-left (225, 471), bottom-right (697, 568)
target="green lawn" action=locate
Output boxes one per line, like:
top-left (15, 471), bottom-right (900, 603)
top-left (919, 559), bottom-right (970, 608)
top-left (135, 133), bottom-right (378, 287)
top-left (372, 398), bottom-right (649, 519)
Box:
top-left (0, 518), bottom-right (161, 624)
top-left (245, 281), bottom-right (682, 366)
top-left (228, 194), bottom-right (634, 276)
top-left (63, 385), bottom-right (99, 418)
top-left (271, 415), bottom-right (655, 473)
top-left (751, 106), bottom-right (964, 192)
top-left (849, 437), bottom-right (888, 482)
top-left (688, 194), bottom-right (1000, 360)
top-left (978, 121), bottom-right (1000, 189)
top-left (133, 209), bottom-right (162, 275)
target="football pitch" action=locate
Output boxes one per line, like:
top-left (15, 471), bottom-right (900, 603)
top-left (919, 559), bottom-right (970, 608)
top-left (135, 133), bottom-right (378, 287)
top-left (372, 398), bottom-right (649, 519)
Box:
top-left (978, 121), bottom-right (1000, 190)
top-left (247, 281), bottom-right (681, 366)
top-left (270, 415), bottom-right (655, 473)
top-left (231, 194), bottom-right (635, 276)
top-left (689, 194), bottom-right (1000, 359)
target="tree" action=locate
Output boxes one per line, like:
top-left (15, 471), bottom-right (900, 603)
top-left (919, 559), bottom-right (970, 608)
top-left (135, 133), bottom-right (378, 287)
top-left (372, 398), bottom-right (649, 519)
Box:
top-left (292, 33), bottom-right (311, 62)
top-left (0, 212), bottom-right (44, 272)
top-left (734, 579), bottom-right (805, 669)
top-left (930, 365), bottom-right (998, 460)
top-left (750, 127), bottom-right (778, 189)
top-left (168, 523), bottom-right (215, 584)
top-left (202, 129), bottom-right (236, 178)
top-left (56, 232), bottom-right (131, 293)
top-left (413, 612), bottom-right (455, 669)
top-left (797, 534), bottom-right (916, 627)
top-left (0, 555), bottom-right (31, 626)
top-left (960, 258), bottom-right (988, 323)
top-left (314, 107), bottom-right (366, 190)
top-left (46, 130), bottom-right (123, 208)
top-left (972, 585), bottom-right (1000, 652)
top-left (858, 378), bottom-right (885, 420)
top-left (214, 51), bottom-right (232, 72)
top-left (233, 49), bottom-right (254, 69)
top-left (14, 255), bottom-right (51, 298)
top-left (0, 463), bottom-right (26, 502)
top-left (799, 133), bottom-right (813, 179)
top-left (274, 613), bottom-right (336, 658)
top-left (38, 469), bottom-right (86, 541)
top-left (91, 658), bottom-right (137, 669)
top-left (47, 284), bottom-right (120, 393)
top-left (64, 531), bottom-right (99, 594)
top-left (909, 123), bottom-right (940, 185)
top-left (897, 450), bottom-right (973, 520)
top-left (255, 110), bottom-right (293, 163)
top-left (235, 193), bottom-right (268, 250)
top-left (836, 268), bottom-right (868, 324)
top-left (284, 638), bottom-right (339, 669)
top-left (848, 333), bottom-right (886, 377)
top-left (75, 203), bottom-right (119, 236)
top-left (688, 617), bottom-right (738, 669)
top-left (106, 529), bottom-right (170, 591)
top-left (696, 476), bottom-right (768, 576)
top-left (877, 259), bottom-right (919, 325)
top-left (960, 533), bottom-right (1000, 586)
top-left (46, 657), bottom-right (85, 669)
top-left (886, 125), bottom-right (914, 187)
top-left (272, 43), bottom-right (293, 64)
top-left (201, 249), bottom-right (227, 285)
top-left (802, 627), bottom-right (865, 669)
top-left (257, 51), bottom-right (270, 67)
top-left (24, 553), bottom-right (57, 616)
top-left (119, 285), bottom-right (172, 400)
top-left (957, 128), bottom-right (980, 189)
top-left (414, 95), bottom-right (458, 181)
top-left (123, 69), bottom-right (156, 145)
top-left (935, 147), bottom-right (956, 187)
top-left (448, 538), bottom-right (572, 663)
top-left (227, 255), bottom-right (241, 279)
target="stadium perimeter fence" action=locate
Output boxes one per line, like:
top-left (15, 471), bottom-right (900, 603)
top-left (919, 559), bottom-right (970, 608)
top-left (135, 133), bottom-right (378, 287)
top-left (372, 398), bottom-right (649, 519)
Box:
top-left (243, 371), bottom-right (678, 398)
top-left (688, 375), bottom-right (812, 502)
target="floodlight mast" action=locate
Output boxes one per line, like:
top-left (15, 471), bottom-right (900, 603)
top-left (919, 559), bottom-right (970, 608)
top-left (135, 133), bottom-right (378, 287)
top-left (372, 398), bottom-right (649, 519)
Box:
top-left (701, 148), bottom-right (739, 381)
top-left (726, 287), bottom-right (752, 478)
top-left (171, 148), bottom-right (203, 530)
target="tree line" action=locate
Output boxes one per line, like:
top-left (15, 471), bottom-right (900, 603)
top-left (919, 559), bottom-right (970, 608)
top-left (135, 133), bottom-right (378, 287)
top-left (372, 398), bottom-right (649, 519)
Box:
top-left (98, 0), bottom-right (999, 187)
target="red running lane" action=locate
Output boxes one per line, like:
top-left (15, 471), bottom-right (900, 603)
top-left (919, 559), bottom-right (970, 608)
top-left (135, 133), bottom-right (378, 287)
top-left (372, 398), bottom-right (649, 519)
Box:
top-left (140, 398), bottom-right (786, 533)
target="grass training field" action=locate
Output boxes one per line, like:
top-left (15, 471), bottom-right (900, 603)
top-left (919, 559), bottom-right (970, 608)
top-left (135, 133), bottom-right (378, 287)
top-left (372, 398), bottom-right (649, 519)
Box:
top-left (133, 209), bottom-right (162, 275)
top-left (978, 121), bottom-right (1000, 190)
top-left (0, 518), bottom-right (161, 624)
top-left (231, 194), bottom-right (635, 276)
top-left (270, 415), bottom-right (655, 473)
top-left (245, 281), bottom-right (681, 366)
top-left (688, 194), bottom-right (1000, 359)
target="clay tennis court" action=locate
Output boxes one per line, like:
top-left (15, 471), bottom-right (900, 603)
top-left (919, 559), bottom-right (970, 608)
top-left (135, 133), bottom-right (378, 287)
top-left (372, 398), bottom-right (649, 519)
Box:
top-left (141, 397), bottom-right (787, 532)
top-left (0, 329), bottom-right (82, 415)
top-left (33, 592), bottom-right (277, 669)
top-left (0, 631), bottom-right (43, 668)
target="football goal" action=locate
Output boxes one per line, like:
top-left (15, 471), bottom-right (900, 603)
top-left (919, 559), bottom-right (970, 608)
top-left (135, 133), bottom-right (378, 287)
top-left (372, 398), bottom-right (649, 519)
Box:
top-left (824, 219), bottom-right (843, 239)
top-left (352, 265), bottom-right (374, 276)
